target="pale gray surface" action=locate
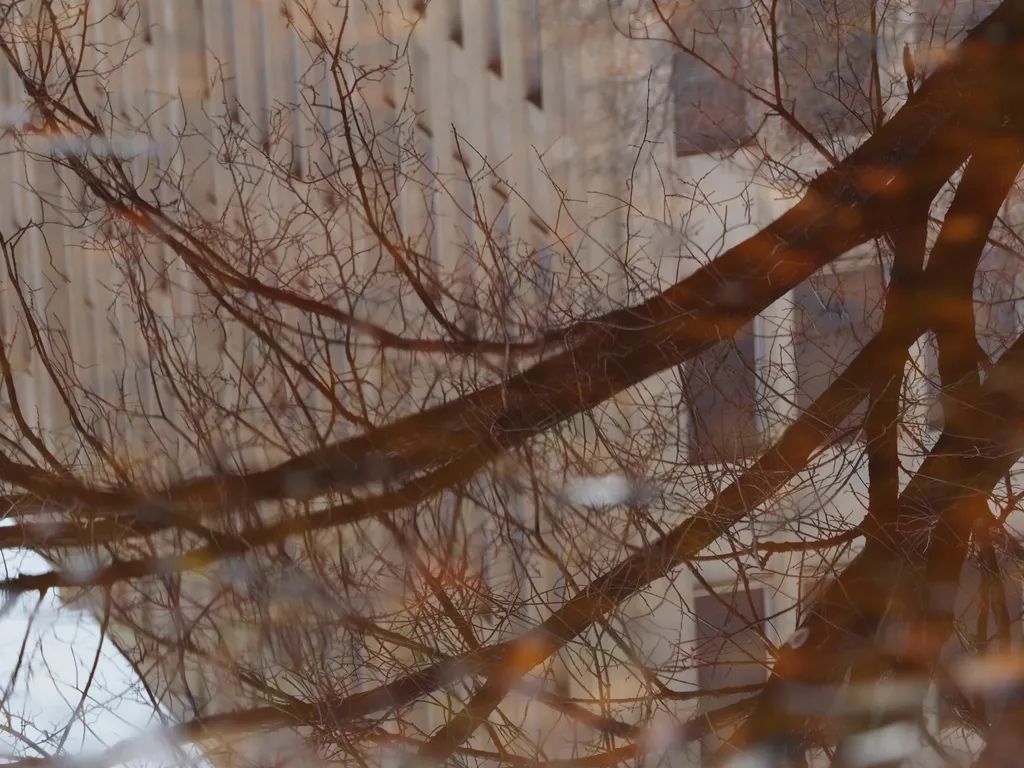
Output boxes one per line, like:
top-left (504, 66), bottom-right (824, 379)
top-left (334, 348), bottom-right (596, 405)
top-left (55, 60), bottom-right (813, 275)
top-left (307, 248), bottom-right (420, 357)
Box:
top-left (0, 545), bottom-right (206, 768)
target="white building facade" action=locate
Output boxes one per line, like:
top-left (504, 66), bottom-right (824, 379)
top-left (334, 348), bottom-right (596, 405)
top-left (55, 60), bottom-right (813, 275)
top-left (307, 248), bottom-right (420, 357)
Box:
top-left (0, 0), bottom-right (1019, 766)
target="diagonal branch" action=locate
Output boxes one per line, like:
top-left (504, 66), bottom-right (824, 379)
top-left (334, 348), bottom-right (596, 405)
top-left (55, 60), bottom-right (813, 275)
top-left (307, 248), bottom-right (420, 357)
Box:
top-left (0, 0), bottom-right (1000, 537)
top-left (410, 9), bottom-right (1024, 755)
top-left (733, 130), bottom-right (1024, 760)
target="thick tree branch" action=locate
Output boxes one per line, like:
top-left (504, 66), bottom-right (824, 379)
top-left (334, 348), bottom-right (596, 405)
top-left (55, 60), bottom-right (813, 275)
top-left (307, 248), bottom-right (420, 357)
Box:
top-left (733, 129), bottom-right (1024, 761)
top-left (0, 0), bottom-right (1002, 538)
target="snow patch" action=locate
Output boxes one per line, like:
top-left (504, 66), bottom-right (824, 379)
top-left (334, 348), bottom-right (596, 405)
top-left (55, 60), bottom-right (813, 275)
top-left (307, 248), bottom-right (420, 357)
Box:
top-left (722, 748), bottom-right (774, 768)
top-left (843, 722), bottom-right (919, 767)
top-left (642, 714), bottom-right (681, 755)
top-left (36, 134), bottom-right (157, 159)
top-left (562, 473), bottom-right (649, 508)
top-left (787, 627), bottom-right (810, 649)
top-left (950, 652), bottom-right (1024, 695)
top-left (63, 553), bottom-right (102, 585)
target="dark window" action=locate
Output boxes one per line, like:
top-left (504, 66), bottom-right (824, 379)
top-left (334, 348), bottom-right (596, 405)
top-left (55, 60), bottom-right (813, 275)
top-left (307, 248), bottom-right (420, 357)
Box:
top-left (778, 0), bottom-right (880, 139)
top-left (329, 321), bottom-right (350, 405)
top-left (287, 27), bottom-right (304, 177)
top-left (424, 136), bottom-right (440, 288)
top-left (671, 45), bottom-right (753, 155)
top-left (375, 106), bottom-right (402, 221)
top-left (450, 0), bottom-right (464, 45)
top-left (495, 193), bottom-right (512, 256)
top-left (492, 188), bottom-right (514, 328)
top-left (694, 588), bottom-right (770, 763)
top-left (453, 170), bottom-right (476, 250)
top-left (411, 41), bottom-right (432, 135)
top-left (535, 241), bottom-right (554, 330)
top-left (224, 0), bottom-right (240, 122)
top-left (793, 264), bottom-right (885, 436)
top-left (139, 0), bottom-right (153, 44)
top-left (486, 0), bottom-right (502, 75)
top-left (320, 52), bottom-right (335, 141)
top-left (454, 172), bottom-right (479, 334)
top-left (685, 320), bottom-right (760, 462)
top-left (671, 0), bottom-right (761, 156)
top-left (135, 361), bottom-right (157, 414)
top-left (380, 8), bottom-right (397, 106)
top-left (524, 0), bottom-right (542, 108)
top-left (300, 317), bottom-right (322, 411)
top-left (253, 0), bottom-right (270, 142)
